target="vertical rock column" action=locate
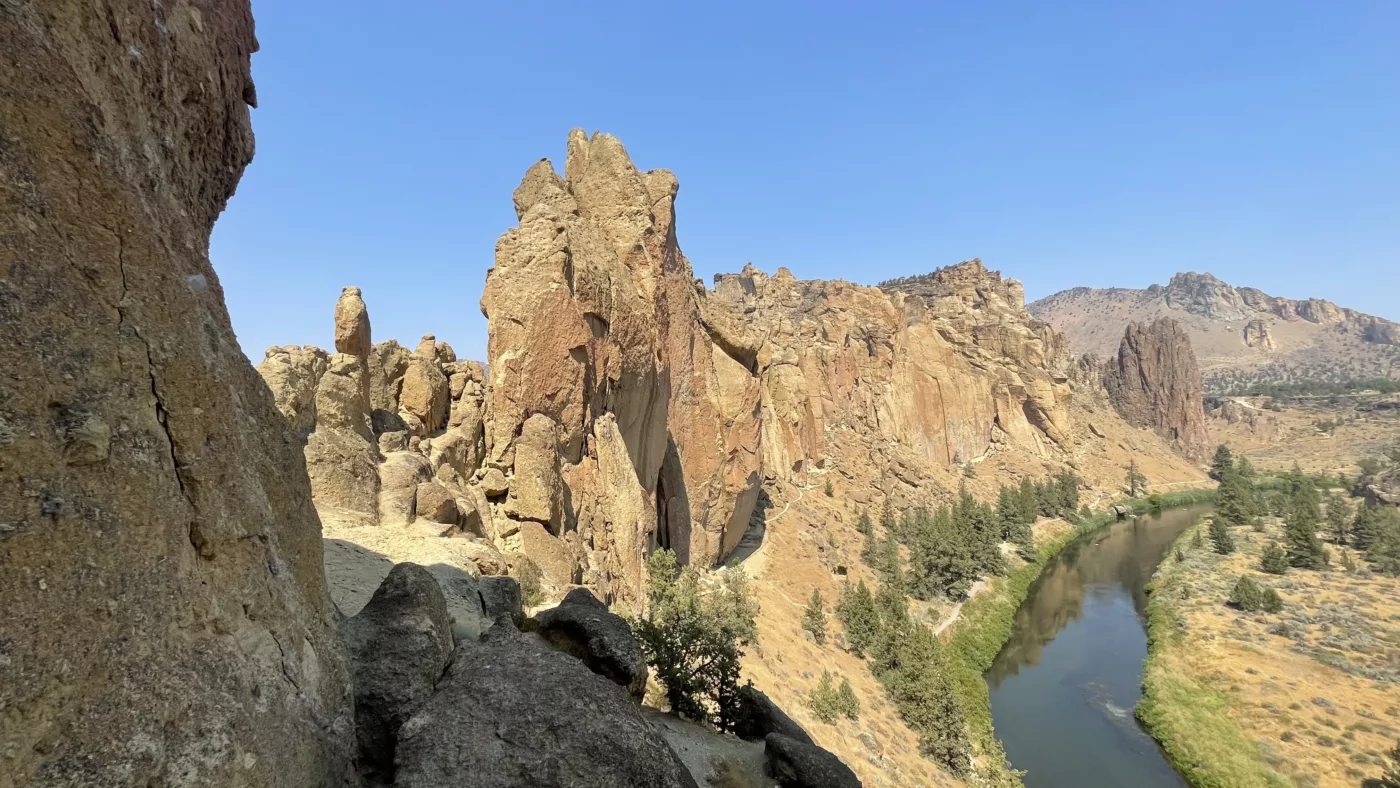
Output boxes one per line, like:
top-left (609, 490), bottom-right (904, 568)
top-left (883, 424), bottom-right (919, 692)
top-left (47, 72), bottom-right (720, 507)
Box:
top-left (0, 3), bottom-right (356, 786)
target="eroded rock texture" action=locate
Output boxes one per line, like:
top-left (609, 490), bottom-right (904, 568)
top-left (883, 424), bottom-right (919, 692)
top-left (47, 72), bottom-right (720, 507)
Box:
top-left (1103, 318), bottom-right (1211, 460)
top-left (0, 3), bottom-right (355, 785)
top-left (481, 131), bottom-right (764, 592)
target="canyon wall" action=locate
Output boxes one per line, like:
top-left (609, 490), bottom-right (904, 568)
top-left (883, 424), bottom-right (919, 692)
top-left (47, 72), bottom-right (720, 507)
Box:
top-left (0, 3), bottom-right (355, 786)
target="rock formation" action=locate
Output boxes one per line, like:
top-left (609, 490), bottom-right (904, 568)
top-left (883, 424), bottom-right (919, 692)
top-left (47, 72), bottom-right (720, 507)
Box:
top-left (0, 4), bottom-right (355, 785)
top-left (481, 131), bottom-right (764, 580)
top-left (1031, 271), bottom-right (1400, 392)
top-left (394, 621), bottom-right (701, 788)
top-left (1242, 318), bottom-right (1274, 350)
top-left (1102, 318), bottom-right (1211, 460)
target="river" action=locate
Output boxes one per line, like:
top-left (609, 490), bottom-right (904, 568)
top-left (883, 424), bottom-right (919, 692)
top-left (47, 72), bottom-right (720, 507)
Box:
top-left (985, 504), bottom-right (1212, 788)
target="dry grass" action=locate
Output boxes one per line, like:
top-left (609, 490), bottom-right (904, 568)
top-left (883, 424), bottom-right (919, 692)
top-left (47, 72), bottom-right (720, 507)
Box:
top-left (1142, 519), bottom-right (1400, 788)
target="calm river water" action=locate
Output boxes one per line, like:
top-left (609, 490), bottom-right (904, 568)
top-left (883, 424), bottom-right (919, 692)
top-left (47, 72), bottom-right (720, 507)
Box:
top-left (985, 504), bottom-right (1212, 788)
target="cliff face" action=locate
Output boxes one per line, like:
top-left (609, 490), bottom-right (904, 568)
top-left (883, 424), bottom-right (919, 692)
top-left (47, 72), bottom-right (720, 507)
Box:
top-left (1102, 318), bottom-right (1211, 460)
top-left (1031, 272), bottom-right (1400, 393)
top-left (0, 4), bottom-right (355, 786)
top-left (710, 259), bottom-right (1074, 483)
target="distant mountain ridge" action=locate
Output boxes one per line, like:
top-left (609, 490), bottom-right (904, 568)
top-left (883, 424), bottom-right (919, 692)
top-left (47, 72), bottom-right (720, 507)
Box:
top-left (1029, 272), bottom-right (1400, 393)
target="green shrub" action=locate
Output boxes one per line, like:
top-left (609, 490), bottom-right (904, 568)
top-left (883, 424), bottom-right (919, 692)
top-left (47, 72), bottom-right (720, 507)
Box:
top-left (1259, 543), bottom-right (1289, 575)
top-left (634, 549), bottom-right (756, 732)
top-left (513, 556), bottom-right (546, 608)
top-left (1229, 576), bottom-right (1283, 613)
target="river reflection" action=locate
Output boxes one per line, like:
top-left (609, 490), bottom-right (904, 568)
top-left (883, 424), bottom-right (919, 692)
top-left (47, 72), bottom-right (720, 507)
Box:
top-left (985, 504), bottom-right (1210, 788)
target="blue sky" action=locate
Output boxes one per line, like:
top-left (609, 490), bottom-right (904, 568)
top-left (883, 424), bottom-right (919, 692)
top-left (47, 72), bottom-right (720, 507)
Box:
top-left (214, 1), bottom-right (1400, 363)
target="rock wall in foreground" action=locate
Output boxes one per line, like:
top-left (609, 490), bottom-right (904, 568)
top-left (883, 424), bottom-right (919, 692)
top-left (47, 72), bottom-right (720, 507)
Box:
top-left (0, 3), bottom-right (355, 786)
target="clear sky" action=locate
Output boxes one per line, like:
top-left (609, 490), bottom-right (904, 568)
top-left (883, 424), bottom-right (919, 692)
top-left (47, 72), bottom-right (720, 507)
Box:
top-left (214, 1), bottom-right (1400, 364)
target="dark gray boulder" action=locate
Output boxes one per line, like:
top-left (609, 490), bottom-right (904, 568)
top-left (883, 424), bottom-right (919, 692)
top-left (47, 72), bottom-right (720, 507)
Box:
top-left (478, 575), bottom-right (524, 629)
top-left (533, 588), bottom-right (647, 698)
top-left (735, 685), bottom-right (815, 745)
top-left (394, 623), bottom-right (698, 788)
top-left (764, 733), bottom-right (862, 788)
top-left (341, 563), bottom-right (453, 783)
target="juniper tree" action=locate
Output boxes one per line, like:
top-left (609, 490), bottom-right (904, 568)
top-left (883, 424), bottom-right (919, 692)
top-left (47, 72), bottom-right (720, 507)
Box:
top-left (1284, 485), bottom-right (1328, 570)
top-left (1209, 444), bottom-right (1235, 483)
top-left (802, 589), bottom-right (827, 645)
top-left (836, 580), bottom-right (880, 658)
top-left (1259, 542), bottom-right (1289, 574)
top-left (1126, 460), bottom-right (1147, 497)
top-left (1209, 516), bottom-right (1236, 554)
top-left (1325, 495), bottom-right (1352, 545)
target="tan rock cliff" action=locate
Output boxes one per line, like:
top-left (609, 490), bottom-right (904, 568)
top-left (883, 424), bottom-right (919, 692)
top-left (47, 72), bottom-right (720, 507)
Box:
top-left (0, 4), bottom-right (355, 785)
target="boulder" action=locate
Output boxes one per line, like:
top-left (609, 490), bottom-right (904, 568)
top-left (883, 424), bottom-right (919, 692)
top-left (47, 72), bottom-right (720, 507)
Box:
top-left (394, 623), bottom-right (698, 788)
top-left (341, 563), bottom-right (453, 781)
top-left (379, 451), bottom-right (434, 524)
top-left (478, 576), bottom-right (524, 629)
top-left (534, 588), bottom-right (648, 698)
top-left (479, 467), bottom-right (510, 496)
top-left (415, 481), bottom-right (460, 525)
top-left (369, 340), bottom-right (413, 433)
top-left (735, 685), bottom-right (815, 745)
top-left (764, 733), bottom-right (862, 788)
top-left (334, 286), bottom-right (372, 360)
top-left (0, 3), bottom-right (357, 783)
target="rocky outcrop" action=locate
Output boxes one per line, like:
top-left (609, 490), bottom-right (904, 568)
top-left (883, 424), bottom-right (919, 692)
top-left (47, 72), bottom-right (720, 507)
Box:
top-left (534, 588), bottom-right (649, 698)
top-left (735, 686), bottom-right (816, 745)
top-left (480, 131), bottom-right (764, 591)
top-left (394, 622), bottom-right (700, 788)
top-left (0, 4), bottom-right (355, 785)
top-left (1103, 318), bottom-right (1211, 460)
top-left (341, 563), bottom-right (454, 781)
top-left (764, 733), bottom-right (863, 788)
top-left (709, 259), bottom-right (1074, 484)
top-left (1242, 318), bottom-right (1274, 350)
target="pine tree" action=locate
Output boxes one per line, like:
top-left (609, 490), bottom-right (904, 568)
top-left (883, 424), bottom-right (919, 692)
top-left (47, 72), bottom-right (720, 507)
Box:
top-left (857, 509), bottom-right (873, 537)
top-left (1215, 463), bottom-right (1252, 526)
top-left (877, 623), bottom-right (971, 776)
top-left (835, 676), bottom-right (860, 720)
top-left (1190, 527), bottom-right (1204, 550)
top-left (1209, 516), bottom-right (1236, 554)
top-left (996, 485), bottom-right (1024, 542)
top-left (1325, 495), bottom-right (1352, 545)
top-left (1354, 502), bottom-right (1387, 551)
top-left (809, 670), bottom-right (840, 723)
top-left (835, 580), bottom-right (880, 658)
top-left (1018, 476), bottom-right (1038, 525)
top-left (1284, 498), bottom-right (1328, 570)
top-left (1369, 517), bottom-right (1400, 578)
top-left (802, 589), bottom-right (827, 645)
top-left (1208, 444), bottom-right (1234, 483)
top-left (1126, 460), bottom-right (1147, 497)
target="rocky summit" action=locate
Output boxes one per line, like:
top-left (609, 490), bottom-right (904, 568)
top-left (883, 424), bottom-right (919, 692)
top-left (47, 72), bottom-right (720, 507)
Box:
top-left (1031, 271), bottom-right (1400, 393)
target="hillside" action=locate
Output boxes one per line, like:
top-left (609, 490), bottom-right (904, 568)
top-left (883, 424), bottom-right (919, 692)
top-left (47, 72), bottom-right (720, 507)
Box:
top-left (1029, 272), bottom-right (1400, 393)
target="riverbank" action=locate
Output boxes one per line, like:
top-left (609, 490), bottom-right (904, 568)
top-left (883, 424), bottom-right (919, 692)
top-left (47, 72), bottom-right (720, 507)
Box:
top-left (1138, 515), bottom-right (1400, 788)
top-left (943, 489), bottom-right (1217, 787)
